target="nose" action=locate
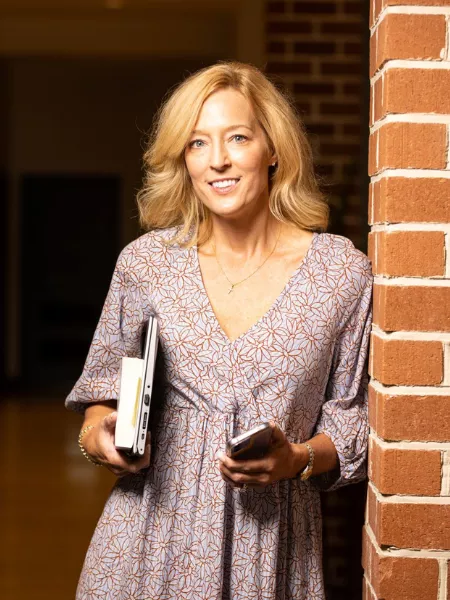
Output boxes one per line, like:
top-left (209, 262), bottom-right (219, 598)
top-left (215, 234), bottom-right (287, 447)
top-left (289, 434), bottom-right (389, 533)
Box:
top-left (210, 140), bottom-right (231, 171)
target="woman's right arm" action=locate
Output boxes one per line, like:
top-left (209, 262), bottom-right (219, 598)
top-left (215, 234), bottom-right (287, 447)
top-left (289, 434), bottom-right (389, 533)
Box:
top-left (81, 402), bottom-right (151, 477)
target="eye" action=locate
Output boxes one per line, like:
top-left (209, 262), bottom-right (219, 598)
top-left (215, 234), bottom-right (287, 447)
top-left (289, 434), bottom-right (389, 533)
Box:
top-left (189, 139), bottom-right (206, 149)
top-left (232, 134), bottom-right (248, 143)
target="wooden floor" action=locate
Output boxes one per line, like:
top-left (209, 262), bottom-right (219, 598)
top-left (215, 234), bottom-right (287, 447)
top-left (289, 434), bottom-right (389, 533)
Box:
top-left (0, 396), bottom-right (115, 600)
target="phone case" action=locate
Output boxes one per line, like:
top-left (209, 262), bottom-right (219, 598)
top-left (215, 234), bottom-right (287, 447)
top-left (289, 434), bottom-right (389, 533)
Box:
top-left (226, 423), bottom-right (272, 460)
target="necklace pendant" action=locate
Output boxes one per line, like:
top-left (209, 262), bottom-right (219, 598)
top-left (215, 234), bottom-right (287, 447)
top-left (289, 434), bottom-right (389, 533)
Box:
top-left (228, 285), bottom-right (234, 294)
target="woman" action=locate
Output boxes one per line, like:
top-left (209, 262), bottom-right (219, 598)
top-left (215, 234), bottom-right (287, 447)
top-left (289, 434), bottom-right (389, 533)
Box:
top-left (66, 61), bottom-right (372, 600)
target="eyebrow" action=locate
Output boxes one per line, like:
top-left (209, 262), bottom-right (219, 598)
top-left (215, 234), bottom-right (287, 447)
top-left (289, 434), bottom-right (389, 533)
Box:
top-left (191, 124), bottom-right (253, 136)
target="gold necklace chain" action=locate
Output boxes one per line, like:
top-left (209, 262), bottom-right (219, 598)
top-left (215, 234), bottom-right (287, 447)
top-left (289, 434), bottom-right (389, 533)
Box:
top-left (212, 225), bottom-right (282, 295)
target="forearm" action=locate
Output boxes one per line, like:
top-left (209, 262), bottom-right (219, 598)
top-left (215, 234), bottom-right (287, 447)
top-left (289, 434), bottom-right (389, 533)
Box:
top-left (82, 401), bottom-right (117, 429)
top-left (291, 433), bottom-right (338, 478)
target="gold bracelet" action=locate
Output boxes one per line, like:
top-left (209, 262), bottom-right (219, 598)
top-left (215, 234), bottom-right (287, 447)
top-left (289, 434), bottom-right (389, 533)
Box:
top-left (300, 442), bottom-right (314, 481)
top-left (78, 425), bottom-right (102, 467)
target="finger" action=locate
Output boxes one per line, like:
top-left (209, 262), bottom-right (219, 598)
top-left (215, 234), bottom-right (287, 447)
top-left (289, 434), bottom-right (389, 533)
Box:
top-left (101, 411), bottom-right (118, 435)
top-left (103, 448), bottom-right (145, 473)
top-left (220, 471), bottom-right (243, 488)
top-left (133, 442), bottom-right (151, 471)
top-left (220, 463), bottom-right (267, 486)
top-left (219, 451), bottom-right (271, 474)
top-left (222, 456), bottom-right (270, 475)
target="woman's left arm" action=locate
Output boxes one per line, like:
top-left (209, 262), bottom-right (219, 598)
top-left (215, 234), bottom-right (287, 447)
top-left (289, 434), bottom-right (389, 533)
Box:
top-left (219, 257), bottom-right (373, 489)
top-left (218, 426), bottom-right (337, 487)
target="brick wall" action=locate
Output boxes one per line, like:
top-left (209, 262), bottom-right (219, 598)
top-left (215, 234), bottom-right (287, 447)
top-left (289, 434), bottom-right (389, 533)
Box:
top-left (266, 0), bottom-right (368, 250)
top-left (367, 1), bottom-right (450, 599)
top-left (265, 2), bottom-right (369, 598)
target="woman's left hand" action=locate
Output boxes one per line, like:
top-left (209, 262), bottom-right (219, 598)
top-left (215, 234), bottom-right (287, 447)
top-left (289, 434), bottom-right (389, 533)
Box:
top-left (218, 423), bottom-right (307, 488)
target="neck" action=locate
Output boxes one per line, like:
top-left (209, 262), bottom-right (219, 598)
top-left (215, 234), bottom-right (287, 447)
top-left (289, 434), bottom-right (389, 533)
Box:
top-left (206, 208), bottom-right (281, 261)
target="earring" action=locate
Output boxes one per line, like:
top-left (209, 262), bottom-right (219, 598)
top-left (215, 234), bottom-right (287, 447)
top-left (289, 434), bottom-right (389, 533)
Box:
top-left (271, 162), bottom-right (277, 167)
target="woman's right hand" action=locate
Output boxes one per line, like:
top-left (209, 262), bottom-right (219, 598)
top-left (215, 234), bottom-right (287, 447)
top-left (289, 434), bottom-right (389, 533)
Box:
top-left (82, 410), bottom-right (151, 477)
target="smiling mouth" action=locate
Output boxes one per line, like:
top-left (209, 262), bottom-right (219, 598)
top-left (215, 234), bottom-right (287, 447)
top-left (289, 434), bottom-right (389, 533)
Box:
top-left (209, 178), bottom-right (240, 193)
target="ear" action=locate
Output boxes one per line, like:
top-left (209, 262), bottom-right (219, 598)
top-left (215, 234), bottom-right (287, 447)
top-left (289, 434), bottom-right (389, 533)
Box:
top-left (269, 150), bottom-right (277, 167)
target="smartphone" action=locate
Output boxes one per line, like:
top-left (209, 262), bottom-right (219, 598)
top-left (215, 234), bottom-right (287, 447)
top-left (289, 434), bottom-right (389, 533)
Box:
top-left (226, 423), bottom-right (272, 460)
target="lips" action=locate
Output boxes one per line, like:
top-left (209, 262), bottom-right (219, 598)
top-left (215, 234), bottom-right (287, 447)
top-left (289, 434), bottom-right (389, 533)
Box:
top-left (209, 178), bottom-right (240, 194)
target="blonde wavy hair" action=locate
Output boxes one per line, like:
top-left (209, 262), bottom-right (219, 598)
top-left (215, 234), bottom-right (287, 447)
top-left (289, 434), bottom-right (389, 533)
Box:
top-left (137, 61), bottom-right (329, 246)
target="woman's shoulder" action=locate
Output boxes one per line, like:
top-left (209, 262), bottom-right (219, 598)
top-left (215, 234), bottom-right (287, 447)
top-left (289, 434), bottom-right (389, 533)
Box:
top-left (314, 232), bottom-right (373, 291)
top-left (115, 227), bottom-right (183, 275)
top-left (315, 232), bottom-right (371, 270)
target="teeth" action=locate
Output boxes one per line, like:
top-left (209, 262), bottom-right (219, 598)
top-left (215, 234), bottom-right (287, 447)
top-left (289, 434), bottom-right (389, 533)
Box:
top-left (211, 179), bottom-right (239, 189)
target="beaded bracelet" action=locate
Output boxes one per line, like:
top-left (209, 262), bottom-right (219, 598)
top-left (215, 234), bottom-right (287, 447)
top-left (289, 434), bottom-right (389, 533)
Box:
top-left (78, 424), bottom-right (102, 467)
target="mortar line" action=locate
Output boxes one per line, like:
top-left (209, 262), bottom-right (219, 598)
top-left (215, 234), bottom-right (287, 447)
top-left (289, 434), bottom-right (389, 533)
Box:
top-left (371, 223), bottom-right (450, 233)
top-left (441, 451), bottom-right (450, 496)
top-left (371, 114), bottom-right (450, 135)
top-left (438, 559), bottom-right (448, 600)
top-left (369, 481), bottom-right (450, 504)
top-left (365, 522), bottom-right (450, 558)
top-left (370, 379), bottom-right (450, 395)
top-left (371, 169), bottom-right (450, 182)
top-left (373, 275), bottom-right (450, 286)
top-left (370, 59), bottom-right (450, 86)
top-left (370, 431), bottom-right (450, 451)
top-left (446, 233), bottom-right (450, 279)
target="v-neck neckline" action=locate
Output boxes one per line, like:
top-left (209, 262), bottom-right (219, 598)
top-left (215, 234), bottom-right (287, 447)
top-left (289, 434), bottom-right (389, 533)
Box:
top-left (192, 231), bottom-right (319, 347)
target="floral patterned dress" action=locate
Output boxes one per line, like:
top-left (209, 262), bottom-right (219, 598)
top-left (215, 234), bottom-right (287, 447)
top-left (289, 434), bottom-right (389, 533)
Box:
top-left (66, 227), bottom-right (373, 600)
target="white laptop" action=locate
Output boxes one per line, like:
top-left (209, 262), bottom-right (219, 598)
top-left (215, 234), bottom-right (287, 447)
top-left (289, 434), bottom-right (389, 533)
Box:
top-left (115, 316), bottom-right (159, 456)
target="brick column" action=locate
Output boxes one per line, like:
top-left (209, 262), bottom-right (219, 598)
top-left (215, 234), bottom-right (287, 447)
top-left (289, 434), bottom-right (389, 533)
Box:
top-left (366, 2), bottom-right (450, 599)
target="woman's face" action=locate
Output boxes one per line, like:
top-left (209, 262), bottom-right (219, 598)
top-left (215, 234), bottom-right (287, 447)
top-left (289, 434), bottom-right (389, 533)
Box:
top-left (184, 88), bottom-right (275, 221)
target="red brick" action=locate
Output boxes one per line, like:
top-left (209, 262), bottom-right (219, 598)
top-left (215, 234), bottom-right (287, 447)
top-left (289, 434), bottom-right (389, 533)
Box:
top-left (266, 22), bottom-right (312, 34)
top-left (382, 68), bottom-right (450, 117)
top-left (321, 62), bottom-right (361, 75)
top-left (321, 21), bottom-right (361, 34)
top-left (368, 486), bottom-right (450, 550)
top-left (320, 102), bottom-right (360, 115)
top-left (343, 123), bottom-right (361, 136)
top-left (369, 178), bottom-right (450, 224)
top-left (373, 284), bottom-right (450, 332)
top-left (363, 527), bottom-right (440, 600)
top-left (344, 82), bottom-right (361, 95)
top-left (293, 1), bottom-right (336, 13)
top-left (369, 386), bottom-right (450, 442)
top-left (267, 1), bottom-right (286, 13)
top-left (370, 335), bottom-right (443, 385)
top-left (383, 0), bottom-right (450, 7)
top-left (344, 2), bottom-right (362, 15)
top-left (369, 438), bottom-right (442, 495)
top-left (266, 62), bottom-right (312, 74)
top-left (294, 42), bottom-right (336, 54)
top-left (345, 42), bottom-right (363, 54)
top-left (267, 41), bottom-right (286, 54)
top-left (294, 82), bottom-right (335, 94)
top-left (371, 14), bottom-right (446, 76)
top-left (374, 0), bottom-right (450, 23)
top-left (372, 76), bottom-right (382, 125)
top-left (368, 231), bottom-right (445, 277)
top-left (321, 142), bottom-right (360, 156)
top-left (369, 122), bottom-right (447, 175)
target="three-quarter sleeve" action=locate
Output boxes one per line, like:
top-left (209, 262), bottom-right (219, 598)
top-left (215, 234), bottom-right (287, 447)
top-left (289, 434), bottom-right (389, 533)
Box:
top-left (313, 262), bottom-right (373, 491)
top-left (65, 251), bottom-right (144, 414)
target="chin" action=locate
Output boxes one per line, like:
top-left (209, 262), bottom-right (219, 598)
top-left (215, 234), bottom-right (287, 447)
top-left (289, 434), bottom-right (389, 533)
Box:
top-left (209, 203), bottom-right (248, 220)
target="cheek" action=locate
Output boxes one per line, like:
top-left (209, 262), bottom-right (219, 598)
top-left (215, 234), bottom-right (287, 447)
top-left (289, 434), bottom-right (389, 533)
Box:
top-left (232, 147), bottom-right (269, 174)
top-left (185, 155), bottom-right (204, 183)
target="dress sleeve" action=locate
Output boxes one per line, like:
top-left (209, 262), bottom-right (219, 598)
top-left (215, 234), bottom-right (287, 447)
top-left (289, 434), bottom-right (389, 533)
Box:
top-left (312, 262), bottom-right (373, 492)
top-left (65, 251), bottom-right (144, 414)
